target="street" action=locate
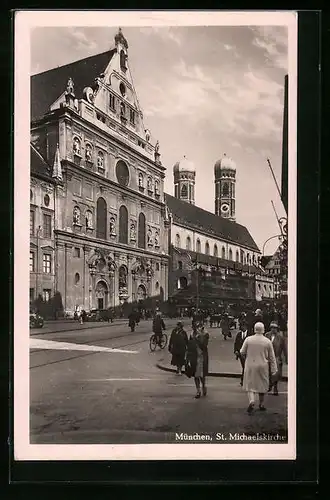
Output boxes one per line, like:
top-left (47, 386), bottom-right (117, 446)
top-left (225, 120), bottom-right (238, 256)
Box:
top-left (30, 319), bottom-right (288, 444)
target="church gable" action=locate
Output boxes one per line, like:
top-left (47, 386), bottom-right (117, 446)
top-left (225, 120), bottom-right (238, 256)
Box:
top-left (92, 28), bottom-right (147, 143)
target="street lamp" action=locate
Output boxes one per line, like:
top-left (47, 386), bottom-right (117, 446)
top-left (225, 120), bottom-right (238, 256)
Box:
top-left (262, 234), bottom-right (283, 256)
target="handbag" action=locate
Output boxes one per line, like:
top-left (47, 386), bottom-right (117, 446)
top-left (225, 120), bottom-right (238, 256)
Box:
top-left (184, 360), bottom-right (193, 378)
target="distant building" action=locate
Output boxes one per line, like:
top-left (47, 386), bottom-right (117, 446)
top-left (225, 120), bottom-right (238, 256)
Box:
top-left (166, 155), bottom-right (275, 309)
top-left (262, 246), bottom-right (286, 298)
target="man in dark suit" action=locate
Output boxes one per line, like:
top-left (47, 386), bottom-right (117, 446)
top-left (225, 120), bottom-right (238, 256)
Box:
top-left (234, 319), bottom-right (251, 386)
top-left (265, 321), bottom-right (287, 395)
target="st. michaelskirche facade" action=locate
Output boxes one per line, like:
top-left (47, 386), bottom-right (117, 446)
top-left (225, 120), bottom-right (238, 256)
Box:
top-left (30, 28), bottom-right (274, 318)
top-left (30, 29), bottom-right (170, 317)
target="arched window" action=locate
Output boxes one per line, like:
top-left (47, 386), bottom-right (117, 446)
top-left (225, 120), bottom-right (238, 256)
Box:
top-left (214, 244), bottom-right (218, 257)
top-left (229, 248), bottom-right (233, 260)
top-left (247, 253), bottom-right (250, 265)
top-left (73, 206), bottom-right (81, 225)
top-left (120, 50), bottom-right (127, 71)
top-left (205, 241), bottom-right (210, 255)
top-left (221, 246), bottom-right (226, 259)
top-left (196, 239), bottom-right (201, 253)
top-left (119, 205), bottom-right (128, 244)
top-left (96, 198), bottom-right (107, 239)
top-left (175, 234), bottom-right (181, 247)
top-left (178, 261), bottom-right (183, 270)
top-left (178, 276), bottom-right (188, 290)
top-left (186, 236), bottom-right (191, 250)
top-left (181, 184), bottom-right (188, 197)
top-left (236, 250), bottom-right (239, 262)
top-left (222, 182), bottom-right (229, 196)
top-left (138, 212), bottom-right (146, 248)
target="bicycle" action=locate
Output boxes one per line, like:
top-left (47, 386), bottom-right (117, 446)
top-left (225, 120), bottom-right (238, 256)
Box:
top-left (149, 331), bottom-right (168, 351)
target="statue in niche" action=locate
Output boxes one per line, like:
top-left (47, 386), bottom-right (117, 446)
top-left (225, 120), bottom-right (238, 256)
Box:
top-left (85, 210), bottom-right (93, 229)
top-left (145, 129), bottom-right (151, 142)
top-left (66, 77), bottom-right (74, 95)
top-left (147, 226), bottom-right (153, 246)
top-left (147, 177), bottom-right (152, 191)
top-left (73, 206), bottom-right (80, 225)
top-left (130, 222), bottom-right (136, 241)
top-left (73, 137), bottom-right (81, 155)
top-left (108, 259), bottom-right (116, 274)
top-left (85, 144), bottom-right (92, 162)
top-left (155, 140), bottom-right (159, 154)
top-left (109, 217), bottom-right (116, 236)
top-left (154, 230), bottom-right (159, 248)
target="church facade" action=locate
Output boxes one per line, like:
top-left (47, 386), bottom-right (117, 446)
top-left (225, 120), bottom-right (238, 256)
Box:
top-left (30, 29), bottom-right (169, 316)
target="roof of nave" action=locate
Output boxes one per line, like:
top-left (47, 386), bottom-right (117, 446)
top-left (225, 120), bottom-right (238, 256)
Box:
top-left (165, 193), bottom-right (260, 252)
top-left (31, 49), bottom-right (116, 121)
top-left (30, 143), bottom-right (53, 180)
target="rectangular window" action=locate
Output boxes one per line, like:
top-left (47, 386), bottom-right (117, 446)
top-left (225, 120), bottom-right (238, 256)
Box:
top-left (43, 289), bottom-right (51, 302)
top-left (73, 178), bottom-right (82, 196)
top-left (130, 109), bottom-right (135, 125)
top-left (43, 214), bottom-right (52, 238)
top-left (29, 252), bottom-right (35, 272)
top-left (74, 247), bottom-right (81, 258)
top-left (43, 254), bottom-right (52, 274)
top-left (29, 288), bottom-right (35, 302)
top-left (109, 93), bottom-right (116, 110)
top-left (30, 210), bottom-right (35, 236)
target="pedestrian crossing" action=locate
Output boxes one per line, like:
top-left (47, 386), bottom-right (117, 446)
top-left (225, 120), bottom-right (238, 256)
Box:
top-left (30, 338), bottom-right (139, 354)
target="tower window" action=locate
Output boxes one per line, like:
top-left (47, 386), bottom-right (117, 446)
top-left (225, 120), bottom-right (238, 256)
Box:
top-left (109, 93), bottom-right (116, 110)
top-left (222, 182), bottom-right (229, 196)
top-left (181, 184), bottom-right (188, 198)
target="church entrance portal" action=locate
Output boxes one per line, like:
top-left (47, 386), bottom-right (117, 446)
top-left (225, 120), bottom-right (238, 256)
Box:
top-left (95, 280), bottom-right (109, 309)
top-left (137, 284), bottom-right (147, 301)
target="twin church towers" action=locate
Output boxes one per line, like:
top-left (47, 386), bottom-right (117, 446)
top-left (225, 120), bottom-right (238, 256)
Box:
top-left (173, 153), bottom-right (237, 221)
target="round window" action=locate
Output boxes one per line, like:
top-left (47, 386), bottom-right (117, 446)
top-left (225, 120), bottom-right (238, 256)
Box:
top-left (116, 160), bottom-right (129, 187)
top-left (119, 82), bottom-right (126, 97)
top-left (74, 273), bottom-right (80, 285)
top-left (44, 194), bottom-right (50, 207)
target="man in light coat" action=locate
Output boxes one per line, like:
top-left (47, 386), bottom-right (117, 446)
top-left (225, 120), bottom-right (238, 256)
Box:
top-left (240, 322), bottom-right (277, 414)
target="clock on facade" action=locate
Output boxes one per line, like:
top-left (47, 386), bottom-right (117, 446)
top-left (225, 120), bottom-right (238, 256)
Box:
top-left (221, 203), bottom-right (229, 214)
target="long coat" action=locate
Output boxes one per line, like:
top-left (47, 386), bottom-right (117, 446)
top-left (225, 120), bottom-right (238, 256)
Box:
top-left (265, 331), bottom-right (287, 378)
top-left (187, 332), bottom-right (209, 378)
top-left (240, 333), bottom-right (277, 393)
top-left (169, 327), bottom-right (188, 367)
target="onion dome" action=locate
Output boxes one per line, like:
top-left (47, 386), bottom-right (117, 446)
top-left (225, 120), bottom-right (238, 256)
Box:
top-left (173, 155), bottom-right (196, 174)
top-left (214, 153), bottom-right (236, 174)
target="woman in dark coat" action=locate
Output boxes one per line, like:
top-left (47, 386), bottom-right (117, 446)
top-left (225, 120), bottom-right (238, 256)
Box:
top-left (186, 324), bottom-right (209, 398)
top-left (168, 322), bottom-right (188, 374)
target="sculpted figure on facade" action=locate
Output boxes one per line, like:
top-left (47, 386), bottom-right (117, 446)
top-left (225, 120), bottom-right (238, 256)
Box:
top-left (85, 143), bottom-right (92, 162)
top-left (147, 226), bottom-right (153, 246)
top-left (154, 229), bottom-right (160, 248)
top-left (73, 206), bottom-right (81, 225)
top-left (130, 221), bottom-right (136, 241)
top-left (109, 216), bottom-right (116, 236)
top-left (66, 77), bottom-right (74, 95)
top-left (73, 137), bottom-right (81, 155)
top-left (85, 210), bottom-right (93, 229)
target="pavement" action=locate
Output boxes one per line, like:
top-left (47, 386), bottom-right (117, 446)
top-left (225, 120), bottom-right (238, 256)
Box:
top-left (157, 326), bottom-right (288, 380)
top-left (29, 319), bottom-right (288, 445)
top-left (30, 318), bottom-right (128, 335)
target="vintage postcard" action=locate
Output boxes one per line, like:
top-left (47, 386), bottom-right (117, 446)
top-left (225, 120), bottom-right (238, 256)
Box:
top-left (14, 10), bottom-right (297, 461)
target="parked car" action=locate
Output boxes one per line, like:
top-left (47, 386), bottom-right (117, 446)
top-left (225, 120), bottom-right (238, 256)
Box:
top-left (30, 312), bottom-right (44, 328)
top-left (86, 309), bottom-right (111, 322)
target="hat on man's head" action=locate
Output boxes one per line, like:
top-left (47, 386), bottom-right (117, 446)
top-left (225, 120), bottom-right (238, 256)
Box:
top-left (270, 321), bottom-right (279, 329)
top-left (255, 309), bottom-right (262, 316)
top-left (177, 321), bottom-right (183, 327)
top-left (254, 322), bottom-right (265, 334)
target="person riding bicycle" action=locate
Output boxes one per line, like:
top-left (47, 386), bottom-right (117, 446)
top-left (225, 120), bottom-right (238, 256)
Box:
top-left (152, 308), bottom-right (165, 346)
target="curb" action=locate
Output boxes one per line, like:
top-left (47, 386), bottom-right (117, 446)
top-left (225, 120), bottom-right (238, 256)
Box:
top-left (29, 320), bottom-right (128, 336)
top-left (156, 363), bottom-right (288, 382)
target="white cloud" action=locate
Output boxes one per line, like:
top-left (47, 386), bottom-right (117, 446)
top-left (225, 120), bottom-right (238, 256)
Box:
top-left (139, 26), bottom-right (182, 46)
top-left (251, 26), bottom-right (288, 70)
top-left (71, 29), bottom-right (97, 51)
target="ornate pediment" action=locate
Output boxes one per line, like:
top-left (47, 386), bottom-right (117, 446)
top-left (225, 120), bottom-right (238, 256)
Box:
top-left (87, 248), bottom-right (117, 274)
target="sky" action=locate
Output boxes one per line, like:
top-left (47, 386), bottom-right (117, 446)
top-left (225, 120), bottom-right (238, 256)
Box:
top-left (30, 24), bottom-right (289, 254)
